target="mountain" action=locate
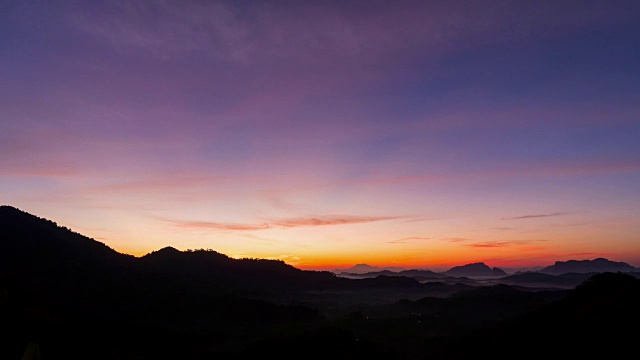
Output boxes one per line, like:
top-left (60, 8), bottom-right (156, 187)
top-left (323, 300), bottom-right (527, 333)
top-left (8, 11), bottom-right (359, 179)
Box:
top-left (442, 262), bottom-right (507, 277)
top-left (138, 245), bottom-right (342, 294)
top-left (0, 205), bottom-right (137, 296)
top-left (539, 257), bottom-right (637, 275)
top-left (3, 205), bottom-right (639, 359)
top-left (0, 205), bottom-right (134, 268)
top-left (0, 206), bottom-right (343, 293)
top-left (0, 205), bottom-right (499, 359)
top-left (0, 206), bottom-right (336, 359)
top-left (337, 264), bottom-right (384, 274)
top-left (397, 269), bottom-right (449, 279)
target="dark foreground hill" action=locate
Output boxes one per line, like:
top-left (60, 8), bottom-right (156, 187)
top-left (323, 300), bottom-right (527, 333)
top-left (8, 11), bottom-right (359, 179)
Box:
top-left (424, 271), bottom-right (640, 359)
top-left (2, 205), bottom-right (640, 359)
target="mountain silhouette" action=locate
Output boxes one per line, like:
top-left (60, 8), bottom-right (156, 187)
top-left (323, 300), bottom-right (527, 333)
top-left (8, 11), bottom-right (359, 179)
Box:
top-left (0, 206), bottom-right (336, 359)
top-left (0, 205), bottom-right (134, 268)
top-left (539, 257), bottom-right (637, 274)
top-left (442, 262), bottom-right (507, 277)
top-left (2, 205), bottom-right (639, 360)
top-left (0, 206), bottom-right (340, 295)
top-left (337, 263), bottom-right (386, 274)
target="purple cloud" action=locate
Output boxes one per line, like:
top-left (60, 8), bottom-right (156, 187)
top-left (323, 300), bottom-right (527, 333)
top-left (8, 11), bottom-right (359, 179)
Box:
top-left (501, 213), bottom-right (565, 220)
top-left (161, 214), bottom-right (402, 231)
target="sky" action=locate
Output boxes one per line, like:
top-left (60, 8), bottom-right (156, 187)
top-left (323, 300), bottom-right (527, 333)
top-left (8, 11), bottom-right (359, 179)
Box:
top-left (1, 0), bottom-right (640, 272)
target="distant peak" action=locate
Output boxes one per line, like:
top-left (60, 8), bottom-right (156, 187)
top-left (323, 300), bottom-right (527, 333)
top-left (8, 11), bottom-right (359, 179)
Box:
top-left (142, 246), bottom-right (182, 258)
top-left (541, 258), bottom-right (636, 275)
top-left (443, 262), bottom-right (505, 277)
top-left (156, 246), bottom-right (181, 253)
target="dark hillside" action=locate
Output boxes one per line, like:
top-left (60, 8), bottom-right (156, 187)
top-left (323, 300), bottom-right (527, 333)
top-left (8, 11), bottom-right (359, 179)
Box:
top-left (0, 205), bottom-right (134, 270)
top-left (0, 206), bottom-right (137, 300)
top-left (423, 271), bottom-right (640, 359)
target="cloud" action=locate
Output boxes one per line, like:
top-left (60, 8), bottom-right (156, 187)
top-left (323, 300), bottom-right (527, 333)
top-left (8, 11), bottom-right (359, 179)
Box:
top-left (66, 0), bottom-right (639, 66)
top-left (466, 239), bottom-right (549, 248)
top-left (467, 241), bottom-right (517, 248)
top-left (272, 215), bottom-right (402, 228)
top-left (387, 236), bottom-right (432, 244)
top-left (166, 220), bottom-right (271, 231)
top-left (442, 237), bottom-right (471, 242)
top-left (161, 214), bottom-right (402, 231)
top-left (501, 213), bottom-right (565, 220)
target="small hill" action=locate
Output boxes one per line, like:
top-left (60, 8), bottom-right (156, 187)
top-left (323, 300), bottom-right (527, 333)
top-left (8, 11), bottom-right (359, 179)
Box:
top-left (398, 269), bottom-right (448, 278)
top-left (338, 269), bottom-right (447, 280)
top-left (539, 258), bottom-right (637, 275)
top-left (442, 262), bottom-right (507, 277)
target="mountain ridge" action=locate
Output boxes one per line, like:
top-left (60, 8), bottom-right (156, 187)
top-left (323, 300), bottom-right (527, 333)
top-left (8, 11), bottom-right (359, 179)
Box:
top-left (3, 204), bottom-right (640, 359)
top-left (539, 257), bottom-right (637, 274)
top-left (2, 205), bottom-right (636, 278)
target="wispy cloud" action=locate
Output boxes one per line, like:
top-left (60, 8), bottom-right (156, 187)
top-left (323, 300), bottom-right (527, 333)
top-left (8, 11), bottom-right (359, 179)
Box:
top-left (67, 0), bottom-right (638, 65)
top-left (467, 241), bottom-right (514, 248)
top-left (466, 239), bottom-right (548, 248)
top-left (501, 213), bottom-right (565, 220)
top-left (161, 214), bottom-right (402, 231)
top-left (442, 237), bottom-right (471, 243)
top-left (272, 215), bottom-right (402, 228)
top-left (387, 236), bottom-right (432, 244)
top-left (166, 220), bottom-right (271, 231)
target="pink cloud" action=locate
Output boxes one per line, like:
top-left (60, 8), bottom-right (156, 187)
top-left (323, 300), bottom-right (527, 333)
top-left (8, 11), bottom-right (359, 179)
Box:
top-left (160, 214), bottom-right (403, 232)
top-left (467, 241), bottom-right (518, 248)
top-left (272, 215), bottom-right (402, 228)
top-left (168, 220), bottom-right (271, 231)
top-left (387, 236), bottom-right (432, 244)
top-left (443, 238), bottom-right (471, 243)
top-left (466, 239), bottom-right (549, 248)
top-left (501, 213), bottom-right (566, 220)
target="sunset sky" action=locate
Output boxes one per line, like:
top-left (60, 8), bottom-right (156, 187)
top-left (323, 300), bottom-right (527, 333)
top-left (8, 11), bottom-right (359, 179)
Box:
top-left (2, 0), bottom-right (639, 272)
